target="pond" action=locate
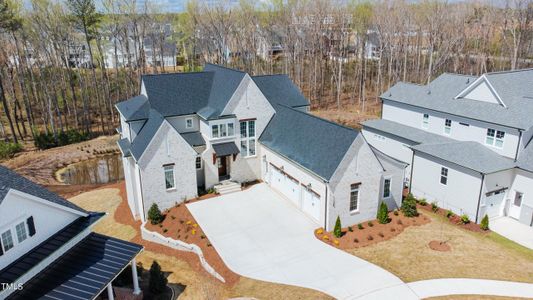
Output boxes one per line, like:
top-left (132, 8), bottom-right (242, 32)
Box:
top-left (56, 154), bottom-right (124, 185)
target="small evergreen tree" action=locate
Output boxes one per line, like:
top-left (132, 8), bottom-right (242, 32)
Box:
top-left (480, 214), bottom-right (489, 230)
top-left (149, 261), bottom-right (168, 294)
top-left (333, 216), bottom-right (342, 238)
top-left (377, 201), bottom-right (390, 224)
top-left (148, 203), bottom-right (163, 225)
top-left (401, 195), bottom-right (418, 217)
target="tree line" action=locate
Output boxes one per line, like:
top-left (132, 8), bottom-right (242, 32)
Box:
top-left (0, 0), bottom-right (531, 144)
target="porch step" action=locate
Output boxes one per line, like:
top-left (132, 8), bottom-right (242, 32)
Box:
top-left (214, 181), bottom-right (242, 195)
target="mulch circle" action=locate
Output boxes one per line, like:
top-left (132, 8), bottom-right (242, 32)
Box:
top-left (429, 240), bottom-right (451, 252)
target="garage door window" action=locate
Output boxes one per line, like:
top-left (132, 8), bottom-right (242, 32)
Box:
top-left (350, 183), bottom-right (360, 212)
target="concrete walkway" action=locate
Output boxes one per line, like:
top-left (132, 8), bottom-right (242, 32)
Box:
top-left (490, 216), bottom-right (533, 249)
top-left (188, 184), bottom-right (418, 299)
top-left (188, 184), bottom-right (533, 299)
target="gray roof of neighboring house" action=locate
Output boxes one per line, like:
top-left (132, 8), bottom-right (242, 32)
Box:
top-left (180, 131), bottom-right (206, 147)
top-left (252, 75), bottom-right (310, 108)
top-left (412, 141), bottom-right (516, 174)
top-left (381, 70), bottom-right (533, 130)
top-left (362, 119), bottom-right (452, 145)
top-left (260, 105), bottom-right (359, 180)
top-left (117, 138), bottom-right (131, 157)
top-left (0, 166), bottom-right (87, 214)
top-left (129, 109), bottom-right (164, 160)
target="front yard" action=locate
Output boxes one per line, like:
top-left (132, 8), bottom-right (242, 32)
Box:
top-left (348, 210), bottom-right (533, 283)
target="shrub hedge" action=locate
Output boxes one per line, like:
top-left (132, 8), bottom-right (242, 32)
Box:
top-left (0, 142), bottom-right (22, 160)
top-left (34, 129), bottom-right (89, 150)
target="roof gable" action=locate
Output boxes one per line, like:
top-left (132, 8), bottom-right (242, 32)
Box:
top-left (455, 75), bottom-right (506, 107)
top-left (260, 105), bottom-right (359, 180)
top-left (0, 166), bottom-right (87, 215)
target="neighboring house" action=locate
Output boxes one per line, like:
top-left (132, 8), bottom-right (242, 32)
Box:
top-left (0, 166), bottom-right (143, 300)
top-left (363, 69), bottom-right (533, 227)
top-left (116, 64), bottom-right (404, 230)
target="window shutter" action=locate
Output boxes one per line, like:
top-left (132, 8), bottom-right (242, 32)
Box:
top-left (27, 216), bottom-right (36, 236)
top-left (0, 241), bottom-right (3, 256)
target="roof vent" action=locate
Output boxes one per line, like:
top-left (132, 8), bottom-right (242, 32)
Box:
top-left (389, 92), bottom-right (392, 97)
top-left (427, 90), bottom-right (431, 95)
top-left (466, 78), bottom-right (470, 84)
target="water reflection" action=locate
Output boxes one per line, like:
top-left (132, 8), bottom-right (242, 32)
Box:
top-left (57, 154), bottom-right (124, 185)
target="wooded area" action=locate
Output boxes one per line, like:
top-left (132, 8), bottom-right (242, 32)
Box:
top-left (0, 0), bottom-right (532, 143)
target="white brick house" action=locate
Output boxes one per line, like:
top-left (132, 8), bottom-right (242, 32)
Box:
top-left (116, 64), bottom-right (404, 230)
top-left (363, 69), bottom-right (533, 229)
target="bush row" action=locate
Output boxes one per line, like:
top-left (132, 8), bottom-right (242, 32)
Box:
top-left (34, 129), bottom-right (89, 150)
top-left (0, 142), bottom-right (22, 160)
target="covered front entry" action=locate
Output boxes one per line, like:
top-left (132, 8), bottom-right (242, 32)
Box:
top-left (212, 142), bottom-right (240, 181)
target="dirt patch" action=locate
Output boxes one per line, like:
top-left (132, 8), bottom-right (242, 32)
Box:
top-left (428, 240), bottom-right (451, 252)
top-left (311, 101), bottom-right (381, 129)
top-left (315, 211), bottom-right (430, 249)
top-left (418, 204), bottom-right (489, 233)
top-left (1, 135), bottom-right (120, 185)
top-left (144, 195), bottom-right (240, 286)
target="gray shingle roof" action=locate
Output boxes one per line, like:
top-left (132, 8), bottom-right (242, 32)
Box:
top-left (362, 119), bottom-right (452, 145)
top-left (129, 109), bottom-right (164, 160)
top-left (200, 64), bottom-right (246, 119)
top-left (180, 131), bottom-right (206, 147)
top-left (517, 139), bottom-right (533, 172)
top-left (0, 166), bottom-right (87, 214)
top-left (117, 138), bottom-right (131, 157)
top-left (412, 141), bottom-right (516, 174)
top-left (115, 95), bottom-right (150, 121)
top-left (381, 71), bottom-right (533, 130)
top-left (260, 105), bottom-right (359, 180)
top-left (252, 75), bottom-right (310, 108)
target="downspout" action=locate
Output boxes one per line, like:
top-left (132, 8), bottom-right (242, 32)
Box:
top-left (514, 130), bottom-right (522, 161)
top-left (138, 166), bottom-right (147, 222)
top-left (408, 149), bottom-right (415, 194)
top-left (324, 183), bottom-right (328, 230)
top-left (475, 173), bottom-right (485, 223)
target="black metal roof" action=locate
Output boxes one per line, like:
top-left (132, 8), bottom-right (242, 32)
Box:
top-left (213, 142), bottom-right (240, 157)
top-left (0, 213), bottom-right (104, 287)
top-left (0, 166), bottom-right (88, 215)
top-left (8, 233), bottom-right (142, 300)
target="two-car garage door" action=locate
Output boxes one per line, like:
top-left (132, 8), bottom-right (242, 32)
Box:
top-left (270, 166), bottom-right (321, 222)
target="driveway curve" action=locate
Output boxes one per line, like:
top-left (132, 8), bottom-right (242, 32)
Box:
top-left (187, 183), bottom-right (418, 299)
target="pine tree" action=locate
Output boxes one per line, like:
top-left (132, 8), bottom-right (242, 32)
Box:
top-left (377, 201), bottom-right (389, 224)
top-left (480, 214), bottom-right (489, 230)
top-left (148, 203), bottom-right (163, 225)
top-left (333, 216), bottom-right (342, 238)
top-left (149, 261), bottom-right (168, 294)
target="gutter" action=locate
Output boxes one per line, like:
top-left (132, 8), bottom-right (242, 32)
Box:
top-left (514, 130), bottom-right (522, 161)
top-left (475, 174), bottom-right (485, 223)
top-left (324, 185), bottom-right (328, 230)
top-left (409, 149), bottom-right (415, 194)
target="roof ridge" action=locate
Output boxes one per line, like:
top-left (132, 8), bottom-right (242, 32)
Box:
top-left (252, 74), bottom-right (289, 78)
top-left (277, 104), bottom-right (358, 133)
top-left (141, 71), bottom-right (209, 77)
top-left (204, 63), bottom-right (247, 74)
top-left (440, 72), bottom-right (477, 78)
top-left (485, 68), bottom-right (533, 75)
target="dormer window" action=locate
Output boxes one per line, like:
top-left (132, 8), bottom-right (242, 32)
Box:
top-left (15, 222), bottom-right (28, 243)
top-left (1, 230), bottom-right (14, 252)
top-left (486, 128), bottom-right (505, 148)
top-left (185, 118), bottom-right (193, 129)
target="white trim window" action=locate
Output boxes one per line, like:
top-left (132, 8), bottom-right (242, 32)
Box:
top-left (444, 119), bottom-right (452, 135)
top-left (15, 222), bottom-right (28, 243)
top-left (195, 156), bottom-right (202, 169)
top-left (185, 118), bottom-right (193, 129)
top-left (383, 178), bottom-right (391, 198)
top-left (211, 122), bottom-right (235, 139)
top-left (440, 167), bottom-right (448, 185)
top-left (485, 128), bottom-right (505, 148)
top-left (422, 113), bottom-right (429, 129)
top-left (164, 165), bottom-right (175, 190)
top-left (211, 125), bottom-right (219, 138)
top-left (1, 229), bottom-right (14, 252)
top-left (240, 120), bottom-right (256, 157)
top-left (350, 183), bottom-right (360, 212)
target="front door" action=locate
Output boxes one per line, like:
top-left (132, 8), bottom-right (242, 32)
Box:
top-left (509, 191), bottom-right (523, 220)
top-left (218, 156), bottom-right (228, 178)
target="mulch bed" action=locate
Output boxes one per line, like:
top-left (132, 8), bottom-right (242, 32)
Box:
top-left (315, 211), bottom-right (430, 249)
top-left (110, 183), bottom-right (241, 286)
top-left (417, 203), bottom-right (489, 233)
top-left (428, 240), bottom-right (451, 252)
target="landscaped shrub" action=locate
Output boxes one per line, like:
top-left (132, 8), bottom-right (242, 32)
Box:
top-left (378, 232), bottom-right (384, 237)
top-left (460, 214), bottom-right (470, 224)
top-left (377, 202), bottom-right (390, 224)
top-left (148, 203), bottom-right (164, 225)
top-left (446, 210), bottom-right (454, 218)
top-left (0, 142), bottom-right (22, 160)
top-left (393, 209), bottom-right (399, 216)
top-left (401, 195), bottom-right (419, 217)
top-left (357, 223), bottom-right (364, 230)
top-left (149, 261), bottom-right (168, 294)
top-left (348, 226), bottom-right (353, 232)
top-left (480, 214), bottom-right (489, 230)
top-left (418, 198), bottom-right (428, 206)
top-left (333, 216), bottom-right (342, 238)
top-left (367, 235), bottom-right (374, 241)
top-left (367, 221), bottom-right (374, 227)
top-left (354, 238), bottom-right (359, 243)
top-left (431, 202), bottom-right (439, 212)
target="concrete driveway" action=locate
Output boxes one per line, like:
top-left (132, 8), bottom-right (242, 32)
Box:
top-left (490, 217), bottom-right (533, 249)
top-left (187, 183), bottom-right (417, 299)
